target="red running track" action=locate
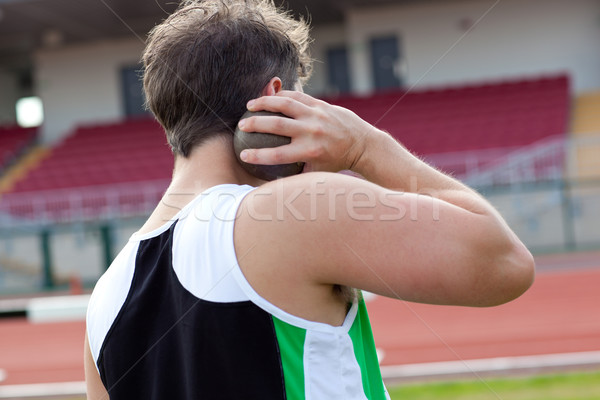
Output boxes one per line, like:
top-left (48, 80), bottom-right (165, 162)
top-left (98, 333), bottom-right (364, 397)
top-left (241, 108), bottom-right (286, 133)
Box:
top-left (0, 320), bottom-right (84, 385)
top-left (369, 266), bottom-right (600, 366)
top-left (0, 266), bottom-right (599, 386)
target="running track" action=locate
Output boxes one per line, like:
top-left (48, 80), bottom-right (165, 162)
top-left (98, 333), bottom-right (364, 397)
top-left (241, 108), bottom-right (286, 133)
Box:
top-left (1, 256), bottom-right (599, 387)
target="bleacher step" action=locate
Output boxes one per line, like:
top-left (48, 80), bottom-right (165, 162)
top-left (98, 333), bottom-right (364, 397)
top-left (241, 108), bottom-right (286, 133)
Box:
top-left (0, 146), bottom-right (50, 193)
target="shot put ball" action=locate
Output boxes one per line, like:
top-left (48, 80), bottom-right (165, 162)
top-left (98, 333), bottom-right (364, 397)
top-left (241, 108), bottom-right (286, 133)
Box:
top-left (233, 110), bottom-right (305, 181)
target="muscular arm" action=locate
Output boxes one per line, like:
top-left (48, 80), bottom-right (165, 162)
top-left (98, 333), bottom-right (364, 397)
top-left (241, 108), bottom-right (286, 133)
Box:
top-left (235, 91), bottom-right (534, 308)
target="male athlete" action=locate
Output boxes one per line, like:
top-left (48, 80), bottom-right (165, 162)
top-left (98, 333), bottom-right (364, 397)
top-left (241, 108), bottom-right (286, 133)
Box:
top-left (84, 1), bottom-right (535, 399)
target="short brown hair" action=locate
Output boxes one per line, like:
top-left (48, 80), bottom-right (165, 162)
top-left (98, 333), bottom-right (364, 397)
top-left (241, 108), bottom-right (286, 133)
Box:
top-left (142, 0), bottom-right (312, 157)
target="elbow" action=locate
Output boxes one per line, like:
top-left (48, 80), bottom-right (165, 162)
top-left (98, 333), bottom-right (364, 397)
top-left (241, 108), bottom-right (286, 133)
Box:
top-left (503, 241), bottom-right (535, 303)
top-left (482, 240), bottom-right (536, 307)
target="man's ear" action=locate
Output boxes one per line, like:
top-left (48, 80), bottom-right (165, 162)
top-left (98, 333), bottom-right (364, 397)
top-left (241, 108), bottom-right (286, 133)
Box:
top-left (261, 77), bottom-right (282, 96)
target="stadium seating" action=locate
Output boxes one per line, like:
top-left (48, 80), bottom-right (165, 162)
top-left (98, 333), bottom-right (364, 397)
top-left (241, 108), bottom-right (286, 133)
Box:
top-left (325, 74), bottom-right (570, 156)
top-left (7, 118), bottom-right (172, 193)
top-left (0, 125), bottom-right (37, 171)
top-left (4, 74), bottom-right (570, 196)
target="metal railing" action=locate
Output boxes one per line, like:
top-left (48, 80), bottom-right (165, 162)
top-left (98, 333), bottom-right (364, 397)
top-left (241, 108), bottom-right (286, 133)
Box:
top-left (0, 179), bottom-right (169, 228)
top-left (464, 135), bottom-right (567, 187)
top-left (426, 133), bottom-right (600, 188)
top-left (424, 147), bottom-right (522, 179)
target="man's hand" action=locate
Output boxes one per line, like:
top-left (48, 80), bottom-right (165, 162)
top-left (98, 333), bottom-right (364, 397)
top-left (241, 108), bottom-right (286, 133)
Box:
top-left (237, 90), bottom-right (382, 174)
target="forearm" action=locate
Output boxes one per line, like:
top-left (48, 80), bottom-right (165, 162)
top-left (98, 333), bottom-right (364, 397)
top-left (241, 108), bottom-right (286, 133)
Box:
top-left (353, 128), bottom-right (492, 215)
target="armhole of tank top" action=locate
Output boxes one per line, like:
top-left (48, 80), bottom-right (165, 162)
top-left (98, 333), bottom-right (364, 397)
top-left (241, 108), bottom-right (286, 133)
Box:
top-left (228, 187), bottom-right (358, 334)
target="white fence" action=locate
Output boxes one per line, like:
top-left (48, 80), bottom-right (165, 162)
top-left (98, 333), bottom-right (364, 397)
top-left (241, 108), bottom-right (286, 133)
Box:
top-left (427, 134), bottom-right (600, 188)
top-left (0, 179), bottom-right (169, 229)
top-left (425, 135), bottom-right (567, 187)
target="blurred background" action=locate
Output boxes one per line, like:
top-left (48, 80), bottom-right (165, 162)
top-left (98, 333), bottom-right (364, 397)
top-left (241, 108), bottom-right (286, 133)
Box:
top-left (0, 0), bottom-right (599, 398)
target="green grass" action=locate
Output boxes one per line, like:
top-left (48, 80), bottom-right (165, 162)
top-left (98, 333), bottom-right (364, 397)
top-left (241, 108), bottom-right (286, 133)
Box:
top-left (39, 370), bottom-right (600, 400)
top-left (388, 370), bottom-right (600, 400)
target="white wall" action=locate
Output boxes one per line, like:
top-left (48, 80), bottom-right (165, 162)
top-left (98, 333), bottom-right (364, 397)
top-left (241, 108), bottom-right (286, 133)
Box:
top-left (305, 24), bottom-right (347, 96)
top-left (35, 38), bottom-right (144, 143)
top-left (343, 0), bottom-right (600, 94)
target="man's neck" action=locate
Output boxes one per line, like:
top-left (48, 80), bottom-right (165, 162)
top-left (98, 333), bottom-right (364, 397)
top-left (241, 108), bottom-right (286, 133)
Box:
top-left (170, 135), bottom-right (265, 194)
top-left (137, 135), bottom-right (264, 235)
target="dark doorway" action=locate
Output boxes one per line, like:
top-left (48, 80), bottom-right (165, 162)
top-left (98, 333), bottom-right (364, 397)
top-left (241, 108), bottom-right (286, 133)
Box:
top-left (121, 65), bottom-right (148, 117)
top-left (326, 46), bottom-right (351, 94)
top-left (370, 36), bottom-right (402, 90)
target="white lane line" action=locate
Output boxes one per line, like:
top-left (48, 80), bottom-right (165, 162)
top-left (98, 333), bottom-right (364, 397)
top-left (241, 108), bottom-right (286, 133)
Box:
top-left (2, 352), bottom-right (599, 398)
top-left (26, 295), bottom-right (90, 323)
top-left (0, 381), bottom-right (86, 398)
top-left (381, 351), bottom-right (600, 381)
top-left (376, 348), bottom-right (386, 364)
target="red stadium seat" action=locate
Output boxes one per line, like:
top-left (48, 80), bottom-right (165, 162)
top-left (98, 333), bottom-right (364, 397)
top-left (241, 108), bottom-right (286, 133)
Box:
top-left (325, 74), bottom-right (570, 157)
top-left (0, 125), bottom-right (37, 170)
top-left (7, 117), bottom-right (171, 194)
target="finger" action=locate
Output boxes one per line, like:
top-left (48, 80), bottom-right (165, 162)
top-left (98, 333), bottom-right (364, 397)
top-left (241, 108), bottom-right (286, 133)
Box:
top-left (238, 114), bottom-right (305, 139)
top-left (247, 94), bottom-right (312, 119)
top-left (276, 90), bottom-right (322, 107)
top-left (240, 143), bottom-right (305, 166)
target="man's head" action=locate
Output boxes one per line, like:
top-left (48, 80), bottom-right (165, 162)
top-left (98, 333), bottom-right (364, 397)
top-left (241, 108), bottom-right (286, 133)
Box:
top-left (142, 0), bottom-right (312, 157)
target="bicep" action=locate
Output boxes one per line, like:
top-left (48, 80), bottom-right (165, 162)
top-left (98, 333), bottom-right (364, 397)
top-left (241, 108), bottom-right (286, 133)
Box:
top-left (315, 185), bottom-right (490, 304)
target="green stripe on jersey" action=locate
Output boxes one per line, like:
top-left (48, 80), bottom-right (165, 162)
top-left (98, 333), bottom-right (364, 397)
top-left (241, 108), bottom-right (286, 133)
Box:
top-left (349, 298), bottom-right (387, 400)
top-left (272, 317), bottom-right (307, 400)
